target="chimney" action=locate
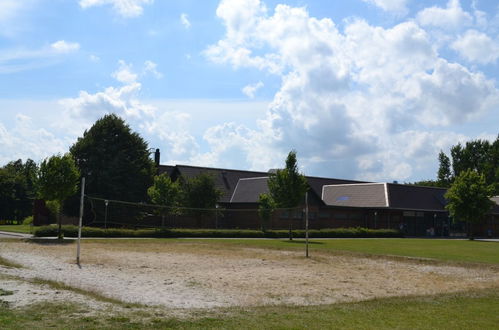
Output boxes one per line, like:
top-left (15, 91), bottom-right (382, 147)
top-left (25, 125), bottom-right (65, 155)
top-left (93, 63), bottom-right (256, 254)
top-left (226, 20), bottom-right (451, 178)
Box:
top-left (154, 149), bottom-right (160, 167)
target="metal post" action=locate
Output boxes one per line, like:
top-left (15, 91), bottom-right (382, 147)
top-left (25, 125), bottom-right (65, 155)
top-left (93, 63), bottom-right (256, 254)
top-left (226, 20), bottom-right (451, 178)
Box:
top-left (104, 200), bottom-right (109, 229)
top-left (305, 192), bottom-right (309, 258)
top-left (76, 177), bottom-right (85, 265)
top-left (374, 211), bottom-right (377, 229)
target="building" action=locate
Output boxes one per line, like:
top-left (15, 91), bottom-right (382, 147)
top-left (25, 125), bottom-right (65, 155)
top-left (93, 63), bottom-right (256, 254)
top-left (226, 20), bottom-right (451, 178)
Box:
top-left (158, 164), bottom-right (499, 237)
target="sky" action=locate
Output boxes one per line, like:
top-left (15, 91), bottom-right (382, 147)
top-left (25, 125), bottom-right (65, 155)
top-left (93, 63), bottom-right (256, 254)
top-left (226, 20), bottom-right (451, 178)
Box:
top-left (0, 0), bottom-right (498, 182)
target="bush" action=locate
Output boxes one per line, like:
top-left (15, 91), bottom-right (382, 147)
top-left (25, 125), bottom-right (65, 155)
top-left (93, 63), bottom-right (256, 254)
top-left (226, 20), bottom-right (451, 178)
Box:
top-left (22, 216), bottom-right (33, 225)
top-left (33, 225), bottom-right (400, 238)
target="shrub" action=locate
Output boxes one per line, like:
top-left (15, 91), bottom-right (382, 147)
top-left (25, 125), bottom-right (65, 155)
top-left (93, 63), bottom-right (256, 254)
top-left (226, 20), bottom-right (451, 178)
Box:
top-left (33, 226), bottom-right (400, 239)
top-left (22, 216), bottom-right (33, 225)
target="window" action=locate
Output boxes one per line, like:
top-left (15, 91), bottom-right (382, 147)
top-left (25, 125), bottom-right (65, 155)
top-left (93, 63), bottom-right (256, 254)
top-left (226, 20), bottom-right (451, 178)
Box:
top-left (319, 211), bottom-right (329, 219)
top-left (280, 211), bottom-right (289, 219)
top-left (334, 213), bottom-right (348, 220)
top-left (349, 212), bottom-right (362, 220)
top-left (403, 211), bottom-right (415, 217)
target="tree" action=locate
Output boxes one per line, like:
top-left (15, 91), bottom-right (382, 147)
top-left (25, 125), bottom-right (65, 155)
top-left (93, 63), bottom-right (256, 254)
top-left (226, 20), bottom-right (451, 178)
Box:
top-left (70, 114), bottom-right (155, 203)
top-left (437, 151), bottom-right (452, 187)
top-left (38, 154), bottom-right (80, 239)
top-left (258, 193), bottom-right (275, 232)
top-left (147, 174), bottom-right (181, 227)
top-left (0, 159), bottom-right (38, 221)
top-left (267, 150), bottom-right (308, 208)
top-left (445, 169), bottom-right (494, 240)
top-left (180, 173), bottom-right (222, 218)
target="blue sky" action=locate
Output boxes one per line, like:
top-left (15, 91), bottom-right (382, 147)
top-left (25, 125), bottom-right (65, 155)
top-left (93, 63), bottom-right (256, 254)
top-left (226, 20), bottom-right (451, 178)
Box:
top-left (1, 0), bottom-right (498, 182)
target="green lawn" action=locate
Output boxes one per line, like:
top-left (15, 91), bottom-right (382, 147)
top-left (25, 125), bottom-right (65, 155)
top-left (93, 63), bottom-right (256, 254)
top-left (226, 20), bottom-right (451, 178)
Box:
top-left (1, 288), bottom-right (498, 329)
top-left (195, 238), bottom-right (499, 265)
top-left (0, 225), bottom-right (32, 234)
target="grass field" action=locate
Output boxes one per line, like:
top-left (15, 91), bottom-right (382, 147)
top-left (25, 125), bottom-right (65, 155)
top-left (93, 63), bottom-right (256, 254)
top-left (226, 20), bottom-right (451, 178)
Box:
top-left (0, 225), bottom-right (32, 234)
top-left (1, 288), bottom-right (498, 329)
top-left (1, 238), bottom-right (498, 329)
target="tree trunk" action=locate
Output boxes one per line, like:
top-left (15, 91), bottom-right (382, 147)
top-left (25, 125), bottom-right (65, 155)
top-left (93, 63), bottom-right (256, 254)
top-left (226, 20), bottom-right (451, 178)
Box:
top-left (57, 212), bottom-right (63, 240)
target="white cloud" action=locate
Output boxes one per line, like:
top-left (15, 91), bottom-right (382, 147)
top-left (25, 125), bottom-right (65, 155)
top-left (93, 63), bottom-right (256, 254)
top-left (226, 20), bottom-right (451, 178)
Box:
top-left (143, 60), bottom-right (163, 79)
top-left (180, 13), bottom-right (191, 29)
top-left (0, 41), bottom-right (81, 74)
top-left (0, 114), bottom-right (67, 165)
top-left (79, 0), bottom-right (153, 18)
top-left (112, 60), bottom-right (138, 84)
top-left (51, 40), bottom-right (80, 53)
top-left (242, 81), bottom-right (264, 98)
top-left (416, 0), bottom-right (472, 30)
top-left (362, 0), bottom-right (409, 15)
top-left (204, 0), bottom-right (499, 181)
top-left (451, 29), bottom-right (499, 64)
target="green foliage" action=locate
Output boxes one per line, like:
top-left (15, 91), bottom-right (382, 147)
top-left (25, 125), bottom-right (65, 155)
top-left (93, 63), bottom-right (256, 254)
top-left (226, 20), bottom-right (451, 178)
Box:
top-left (447, 136), bottom-right (499, 193)
top-left (70, 114), bottom-right (155, 203)
top-left (445, 170), bottom-right (494, 238)
top-left (258, 193), bottom-right (275, 232)
top-left (179, 173), bottom-right (222, 215)
top-left (0, 159), bottom-right (38, 221)
top-left (147, 174), bottom-right (181, 214)
top-left (38, 154), bottom-right (79, 203)
top-left (411, 180), bottom-right (441, 187)
top-left (21, 216), bottom-right (33, 225)
top-left (437, 151), bottom-right (452, 187)
top-left (268, 150), bottom-right (308, 208)
top-left (33, 225), bottom-right (399, 238)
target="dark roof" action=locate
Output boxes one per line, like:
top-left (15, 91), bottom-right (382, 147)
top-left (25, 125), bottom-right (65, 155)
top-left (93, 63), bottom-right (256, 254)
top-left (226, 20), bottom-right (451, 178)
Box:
top-left (157, 165), bottom-right (175, 176)
top-left (230, 177), bottom-right (270, 203)
top-left (170, 165), bottom-right (268, 203)
top-left (387, 184), bottom-right (447, 211)
top-left (322, 183), bottom-right (388, 208)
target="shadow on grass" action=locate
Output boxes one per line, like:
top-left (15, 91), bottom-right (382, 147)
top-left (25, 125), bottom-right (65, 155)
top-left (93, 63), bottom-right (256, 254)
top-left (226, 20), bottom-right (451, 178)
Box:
top-left (25, 238), bottom-right (75, 246)
top-left (281, 240), bottom-right (324, 245)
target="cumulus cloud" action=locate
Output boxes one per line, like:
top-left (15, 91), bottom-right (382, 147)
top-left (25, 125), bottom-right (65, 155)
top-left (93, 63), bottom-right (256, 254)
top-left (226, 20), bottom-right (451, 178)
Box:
top-left (0, 114), bottom-right (67, 165)
top-left (451, 29), bottom-right (499, 64)
top-left (79, 0), bottom-right (153, 18)
top-left (51, 40), bottom-right (80, 53)
top-left (180, 13), bottom-right (191, 29)
top-left (416, 0), bottom-right (472, 30)
top-left (242, 81), bottom-right (264, 98)
top-left (204, 0), bottom-right (499, 181)
top-left (362, 0), bottom-right (409, 15)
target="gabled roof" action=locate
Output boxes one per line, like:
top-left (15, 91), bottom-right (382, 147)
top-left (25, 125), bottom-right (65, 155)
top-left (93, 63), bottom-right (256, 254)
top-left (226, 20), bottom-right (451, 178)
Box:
top-left (230, 177), bottom-right (270, 203)
top-left (158, 165), bottom-right (175, 177)
top-left (322, 183), bottom-right (388, 208)
top-left (169, 165), bottom-right (268, 203)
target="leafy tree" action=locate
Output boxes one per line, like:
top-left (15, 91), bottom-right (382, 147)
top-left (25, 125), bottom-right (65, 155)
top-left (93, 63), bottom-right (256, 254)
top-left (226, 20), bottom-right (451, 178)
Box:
top-left (411, 180), bottom-right (440, 187)
top-left (267, 150), bottom-right (308, 208)
top-left (437, 151), bottom-right (452, 187)
top-left (38, 154), bottom-right (80, 239)
top-left (445, 169), bottom-right (494, 240)
top-left (0, 159), bottom-right (38, 221)
top-left (70, 114), bottom-right (155, 203)
top-left (148, 174), bottom-right (181, 227)
top-left (180, 173), bottom-right (222, 217)
top-left (258, 193), bottom-right (275, 232)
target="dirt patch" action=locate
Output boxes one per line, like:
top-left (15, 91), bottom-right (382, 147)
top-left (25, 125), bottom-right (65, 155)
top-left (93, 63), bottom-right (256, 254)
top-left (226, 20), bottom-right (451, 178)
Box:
top-left (0, 240), bottom-right (498, 309)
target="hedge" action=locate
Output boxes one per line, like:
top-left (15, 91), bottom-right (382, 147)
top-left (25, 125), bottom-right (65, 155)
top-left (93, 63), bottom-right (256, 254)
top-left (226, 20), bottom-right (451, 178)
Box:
top-left (33, 225), bottom-right (401, 238)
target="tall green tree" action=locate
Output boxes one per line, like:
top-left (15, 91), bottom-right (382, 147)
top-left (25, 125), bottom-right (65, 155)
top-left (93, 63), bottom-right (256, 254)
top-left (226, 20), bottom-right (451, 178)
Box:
top-left (0, 159), bottom-right (38, 221)
top-left (267, 150), bottom-right (308, 208)
top-left (180, 173), bottom-right (222, 217)
top-left (70, 114), bottom-right (155, 203)
top-left (437, 151), bottom-right (452, 187)
top-left (258, 193), bottom-right (275, 232)
top-left (148, 173), bottom-right (181, 227)
top-left (445, 169), bottom-right (494, 240)
top-left (38, 154), bottom-right (80, 239)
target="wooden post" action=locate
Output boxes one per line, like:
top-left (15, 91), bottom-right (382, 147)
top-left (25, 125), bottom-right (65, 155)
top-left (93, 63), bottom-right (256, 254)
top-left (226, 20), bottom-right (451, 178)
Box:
top-left (76, 177), bottom-right (85, 265)
top-left (305, 192), bottom-right (309, 258)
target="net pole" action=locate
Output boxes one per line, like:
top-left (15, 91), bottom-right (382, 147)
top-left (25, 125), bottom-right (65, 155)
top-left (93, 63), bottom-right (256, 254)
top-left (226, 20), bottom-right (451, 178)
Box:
top-left (76, 177), bottom-right (85, 265)
top-left (305, 191), bottom-right (309, 258)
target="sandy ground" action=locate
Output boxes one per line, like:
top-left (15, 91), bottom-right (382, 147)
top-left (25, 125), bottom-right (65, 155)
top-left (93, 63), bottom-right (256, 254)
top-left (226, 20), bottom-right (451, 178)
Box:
top-left (1, 239), bottom-right (498, 310)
